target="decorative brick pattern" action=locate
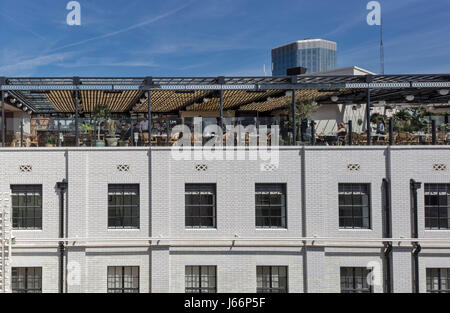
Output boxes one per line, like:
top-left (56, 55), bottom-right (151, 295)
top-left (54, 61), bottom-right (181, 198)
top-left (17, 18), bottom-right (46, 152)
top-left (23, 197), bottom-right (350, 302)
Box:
top-left (116, 164), bottom-right (130, 172)
top-left (433, 164), bottom-right (447, 171)
top-left (195, 164), bottom-right (208, 172)
top-left (262, 163), bottom-right (278, 171)
top-left (19, 165), bottom-right (32, 172)
top-left (347, 164), bottom-right (361, 171)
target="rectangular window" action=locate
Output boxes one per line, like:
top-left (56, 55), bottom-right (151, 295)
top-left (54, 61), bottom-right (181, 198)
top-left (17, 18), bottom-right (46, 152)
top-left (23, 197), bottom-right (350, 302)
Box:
top-left (107, 266), bottom-right (139, 293)
top-left (427, 268), bottom-right (450, 293)
top-left (108, 184), bottom-right (139, 229)
top-left (11, 185), bottom-right (42, 230)
top-left (257, 266), bottom-right (288, 293)
top-left (11, 267), bottom-right (42, 293)
top-left (338, 184), bottom-right (371, 229)
top-left (255, 184), bottom-right (287, 228)
top-left (340, 267), bottom-right (372, 293)
top-left (185, 266), bottom-right (217, 293)
top-left (185, 184), bottom-right (216, 228)
top-left (425, 184), bottom-right (450, 230)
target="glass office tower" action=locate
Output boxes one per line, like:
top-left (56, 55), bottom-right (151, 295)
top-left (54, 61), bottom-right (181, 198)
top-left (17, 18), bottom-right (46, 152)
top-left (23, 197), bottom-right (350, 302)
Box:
top-left (272, 39), bottom-right (337, 75)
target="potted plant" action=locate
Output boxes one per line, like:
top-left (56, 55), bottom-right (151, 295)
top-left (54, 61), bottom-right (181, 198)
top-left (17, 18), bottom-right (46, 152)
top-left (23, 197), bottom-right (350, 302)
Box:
top-left (106, 118), bottom-right (119, 147)
top-left (79, 123), bottom-right (94, 147)
top-left (45, 136), bottom-right (57, 147)
top-left (92, 104), bottom-right (111, 147)
top-left (286, 98), bottom-right (320, 143)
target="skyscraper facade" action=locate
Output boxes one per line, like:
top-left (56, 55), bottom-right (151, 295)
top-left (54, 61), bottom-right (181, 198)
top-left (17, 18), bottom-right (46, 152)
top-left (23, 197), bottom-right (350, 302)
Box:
top-left (272, 39), bottom-right (337, 75)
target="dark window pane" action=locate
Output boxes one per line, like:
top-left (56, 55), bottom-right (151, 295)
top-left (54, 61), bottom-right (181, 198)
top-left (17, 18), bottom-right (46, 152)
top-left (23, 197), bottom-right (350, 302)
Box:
top-left (255, 184), bottom-right (287, 229)
top-left (185, 184), bottom-right (216, 229)
top-left (185, 266), bottom-right (217, 293)
top-left (107, 266), bottom-right (139, 293)
top-left (340, 267), bottom-right (372, 293)
top-left (256, 266), bottom-right (288, 293)
top-left (338, 184), bottom-right (371, 229)
top-left (12, 267), bottom-right (42, 293)
top-left (426, 268), bottom-right (450, 293)
top-left (425, 184), bottom-right (450, 230)
top-left (11, 185), bottom-right (42, 230)
top-left (108, 185), bottom-right (139, 229)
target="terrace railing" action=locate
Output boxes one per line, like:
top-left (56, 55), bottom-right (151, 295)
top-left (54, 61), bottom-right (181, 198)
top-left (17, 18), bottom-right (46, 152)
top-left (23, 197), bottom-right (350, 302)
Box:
top-left (1, 116), bottom-right (449, 148)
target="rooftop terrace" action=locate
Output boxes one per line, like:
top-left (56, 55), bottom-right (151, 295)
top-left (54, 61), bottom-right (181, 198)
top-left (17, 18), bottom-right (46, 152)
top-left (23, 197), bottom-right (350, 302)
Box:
top-left (1, 74), bottom-right (449, 148)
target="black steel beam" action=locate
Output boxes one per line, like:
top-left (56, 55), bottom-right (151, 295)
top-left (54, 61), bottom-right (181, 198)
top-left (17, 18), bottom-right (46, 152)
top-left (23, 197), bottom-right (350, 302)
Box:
top-left (292, 89), bottom-right (296, 145)
top-left (366, 88), bottom-right (372, 145)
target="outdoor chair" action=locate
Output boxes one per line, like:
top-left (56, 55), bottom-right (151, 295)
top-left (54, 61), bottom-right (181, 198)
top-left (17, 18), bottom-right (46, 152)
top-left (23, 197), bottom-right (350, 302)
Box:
top-left (408, 133), bottom-right (420, 145)
top-left (169, 133), bottom-right (180, 146)
top-left (437, 131), bottom-right (447, 145)
top-left (395, 132), bottom-right (409, 145)
top-left (350, 132), bottom-right (359, 145)
top-left (374, 135), bottom-right (386, 145)
top-left (358, 134), bottom-right (367, 145)
top-left (11, 132), bottom-right (23, 147)
top-left (141, 132), bottom-right (149, 146)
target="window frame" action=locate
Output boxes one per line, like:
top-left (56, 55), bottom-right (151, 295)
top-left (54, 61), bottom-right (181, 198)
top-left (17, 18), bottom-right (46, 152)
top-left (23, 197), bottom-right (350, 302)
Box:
top-left (256, 266), bottom-right (288, 293)
top-left (340, 267), bottom-right (373, 293)
top-left (185, 265), bottom-right (217, 293)
top-left (427, 268), bottom-right (450, 293)
top-left (185, 184), bottom-right (217, 229)
top-left (255, 184), bottom-right (287, 229)
top-left (338, 183), bottom-right (371, 230)
top-left (11, 267), bottom-right (42, 293)
top-left (107, 184), bottom-right (140, 229)
top-left (424, 184), bottom-right (450, 230)
top-left (11, 185), bottom-right (43, 230)
top-left (107, 266), bottom-right (140, 293)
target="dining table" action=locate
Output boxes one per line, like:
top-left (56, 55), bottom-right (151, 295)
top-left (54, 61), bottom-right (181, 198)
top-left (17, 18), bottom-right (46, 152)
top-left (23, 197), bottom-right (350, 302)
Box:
top-left (411, 132), bottom-right (431, 144)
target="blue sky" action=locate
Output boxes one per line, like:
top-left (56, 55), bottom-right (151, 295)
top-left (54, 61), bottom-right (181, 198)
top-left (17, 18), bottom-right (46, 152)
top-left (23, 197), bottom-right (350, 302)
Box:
top-left (0, 0), bottom-right (449, 76)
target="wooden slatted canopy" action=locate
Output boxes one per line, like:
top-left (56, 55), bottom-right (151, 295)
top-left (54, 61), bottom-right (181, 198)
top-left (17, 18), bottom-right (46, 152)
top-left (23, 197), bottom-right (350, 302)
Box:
top-left (47, 90), bottom-right (141, 113)
top-left (43, 89), bottom-right (322, 113)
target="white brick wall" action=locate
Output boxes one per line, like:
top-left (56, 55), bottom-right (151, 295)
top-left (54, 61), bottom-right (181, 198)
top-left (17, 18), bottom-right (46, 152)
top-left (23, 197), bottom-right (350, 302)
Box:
top-left (0, 146), bottom-right (449, 293)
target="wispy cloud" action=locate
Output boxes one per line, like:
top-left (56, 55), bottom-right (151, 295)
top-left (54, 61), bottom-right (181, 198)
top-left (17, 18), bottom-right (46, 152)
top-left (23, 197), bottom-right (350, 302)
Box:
top-left (0, 52), bottom-right (74, 76)
top-left (47, 1), bottom-right (196, 53)
top-left (56, 57), bottom-right (158, 68)
top-left (0, 12), bottom-right (46, 40)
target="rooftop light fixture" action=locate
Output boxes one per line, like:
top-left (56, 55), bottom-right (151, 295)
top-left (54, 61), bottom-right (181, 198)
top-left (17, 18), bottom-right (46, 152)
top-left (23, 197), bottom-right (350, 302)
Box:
top-left (104, 90), bottom-right (123, 94)
top-left (331, 96), bottom-right (339, 102)
top-left (23, 106), bottom-right (28, 111)
top-left (175, 90), bottom-right (195, 94)
top-left (405, 95), bottom-right (415, 101)
top-left (3, 92), bottom-right (9, 98)
top-left (10, 97), bottom-right (16, 104)
top-left (439, 89), bottom-right (449, 96)
top-left (17, 101), bottom-right (22, 108)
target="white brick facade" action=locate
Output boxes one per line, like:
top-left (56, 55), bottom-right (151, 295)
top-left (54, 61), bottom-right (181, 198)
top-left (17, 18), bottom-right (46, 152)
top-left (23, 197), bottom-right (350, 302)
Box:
top-left (1, 146), bottom-right (450, 293)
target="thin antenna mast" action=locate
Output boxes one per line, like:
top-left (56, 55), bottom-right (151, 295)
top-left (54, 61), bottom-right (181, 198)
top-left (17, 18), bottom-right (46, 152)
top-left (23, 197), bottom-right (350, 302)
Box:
top-left (380, 16), bottom-right (385, 75)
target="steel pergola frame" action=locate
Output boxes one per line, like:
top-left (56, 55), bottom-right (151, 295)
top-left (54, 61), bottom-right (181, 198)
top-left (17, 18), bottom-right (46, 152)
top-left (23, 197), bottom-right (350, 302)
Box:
top-left (1, 74), bottom-right (449, 147)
